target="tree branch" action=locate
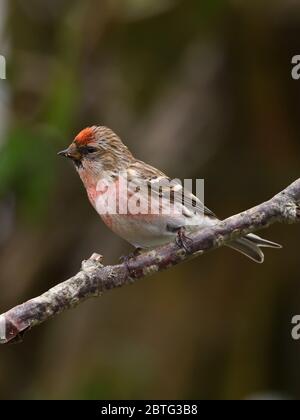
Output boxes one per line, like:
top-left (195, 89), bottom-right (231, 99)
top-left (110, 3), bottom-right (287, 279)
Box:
top-left (1, 179), bottom-right (300, 344)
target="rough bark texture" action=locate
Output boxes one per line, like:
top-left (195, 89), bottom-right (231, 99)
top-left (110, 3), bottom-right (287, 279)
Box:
top-left (1, 179), bottom-right (300, 344)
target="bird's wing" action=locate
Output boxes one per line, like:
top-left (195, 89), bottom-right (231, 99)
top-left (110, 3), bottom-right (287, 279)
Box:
top-left (127, 160), bottom-right (216, 219)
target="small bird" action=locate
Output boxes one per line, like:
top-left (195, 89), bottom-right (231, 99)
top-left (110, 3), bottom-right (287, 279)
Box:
top-left (58, 126), bottom-right (281, 263)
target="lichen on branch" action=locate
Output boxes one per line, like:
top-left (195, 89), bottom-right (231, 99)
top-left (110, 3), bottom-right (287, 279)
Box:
top-left (1, 178), bottom-right (300, 344)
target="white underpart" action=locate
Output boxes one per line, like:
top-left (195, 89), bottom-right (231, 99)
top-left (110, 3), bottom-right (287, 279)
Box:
top-left (93, 173), bottom-right (217, 248)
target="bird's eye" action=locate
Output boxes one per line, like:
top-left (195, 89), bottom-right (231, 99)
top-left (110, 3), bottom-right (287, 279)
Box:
top-left (81, 146), bottom-right (98, 154)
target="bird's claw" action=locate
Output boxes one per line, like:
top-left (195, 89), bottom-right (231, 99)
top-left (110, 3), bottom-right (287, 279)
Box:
top-left (175, 228), bottom-right (193, 254)
top-left (119, 248), bottom-right (142, 275)
top-left (119, 247), bottom-right (143, 267)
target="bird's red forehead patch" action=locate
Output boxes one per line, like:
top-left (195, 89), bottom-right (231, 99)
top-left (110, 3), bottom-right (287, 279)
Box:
top-left (74, 127), bottom-right (94, 145)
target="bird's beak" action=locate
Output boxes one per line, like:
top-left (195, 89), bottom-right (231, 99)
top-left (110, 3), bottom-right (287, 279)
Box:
top-left (57, 149), bottom-right (69, 157)
top-left (57, 144), bottom-right (81, 161)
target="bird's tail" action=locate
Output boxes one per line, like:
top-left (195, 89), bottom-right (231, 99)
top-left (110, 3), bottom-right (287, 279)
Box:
top-left (227, 233), bottom-right (282, 263)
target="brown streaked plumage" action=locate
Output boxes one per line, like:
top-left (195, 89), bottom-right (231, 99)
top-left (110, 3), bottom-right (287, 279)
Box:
top-left (58, 125), bottom-right (282, 263)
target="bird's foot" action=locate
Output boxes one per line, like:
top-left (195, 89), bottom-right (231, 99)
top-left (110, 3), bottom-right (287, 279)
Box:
top-left (120, 248), bottom-right (143, 277)
top-left (175, 227), bottom-right (194, 254)
top-left (119, 247), bottom-right (143, 265)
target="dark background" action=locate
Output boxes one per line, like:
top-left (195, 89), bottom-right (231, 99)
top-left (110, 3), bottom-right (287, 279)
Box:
top-left (0, 0), bottom-right (300, 400)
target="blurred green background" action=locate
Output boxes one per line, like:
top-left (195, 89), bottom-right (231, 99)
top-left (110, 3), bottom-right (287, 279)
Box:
top-left (0, 0), bottom-right (300, 400)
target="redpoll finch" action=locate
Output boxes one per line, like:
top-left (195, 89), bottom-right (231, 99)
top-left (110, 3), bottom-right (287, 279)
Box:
top-left (58, 126), bottom-right (281, 263)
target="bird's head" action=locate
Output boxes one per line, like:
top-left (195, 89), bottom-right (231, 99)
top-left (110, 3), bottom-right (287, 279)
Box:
top-left (58, 126), bottom-right (133, 176)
